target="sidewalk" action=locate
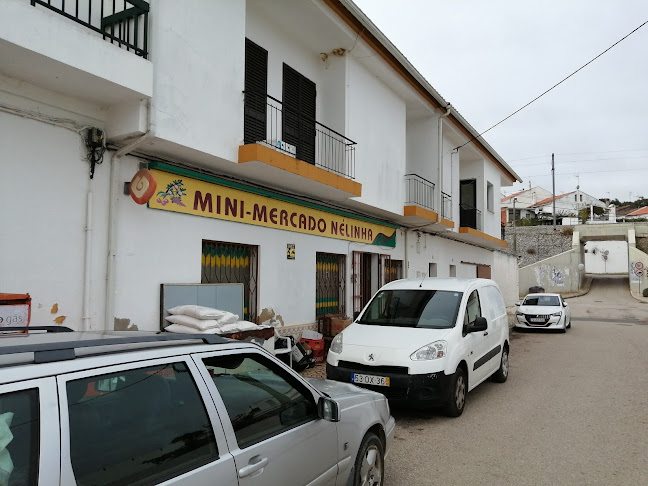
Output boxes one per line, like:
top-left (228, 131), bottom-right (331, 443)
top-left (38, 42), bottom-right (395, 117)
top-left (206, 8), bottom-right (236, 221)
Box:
top-left (299, 363), bottom-right (326, 379)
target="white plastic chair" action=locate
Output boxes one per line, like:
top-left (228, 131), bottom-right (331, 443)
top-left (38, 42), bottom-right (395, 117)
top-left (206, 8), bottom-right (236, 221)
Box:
top-left (271, 331), bottom-right (293, 368)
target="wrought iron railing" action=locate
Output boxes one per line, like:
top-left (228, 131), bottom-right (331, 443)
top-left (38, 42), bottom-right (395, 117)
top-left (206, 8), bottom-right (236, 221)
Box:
top-left (404, 174), bottom-right (435, 211)
top-left (244, 92), bottom-right (356, 179)
top-left (442, 192), bottom-right (452, 220)
top-left (30, 0), bottom-right (149, 58)
top-left (459, 203), bottom-right (482, 231)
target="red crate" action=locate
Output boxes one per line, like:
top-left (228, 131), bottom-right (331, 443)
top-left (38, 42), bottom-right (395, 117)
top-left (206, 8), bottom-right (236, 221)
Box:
top-left (311, 348), bottom-right (326, 364)
top-left (300, 338), bottom-right (324, 352)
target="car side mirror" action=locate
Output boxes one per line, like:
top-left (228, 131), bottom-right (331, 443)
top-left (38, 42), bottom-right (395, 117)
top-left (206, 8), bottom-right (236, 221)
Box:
top-left (563, 302), bottom-right (568, 307)
top-left (318, 396), bottom-right (340, 422)
top-left (515, 302), bottom-right (521, 306)
top-left (468, 316), bottom-right (488, 333)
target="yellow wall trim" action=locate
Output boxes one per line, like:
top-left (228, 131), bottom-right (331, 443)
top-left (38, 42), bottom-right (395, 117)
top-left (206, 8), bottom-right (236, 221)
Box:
top-left (459, 227), bottom-right (508, 248)
top-left (403, 205), bottom-right (439, 222)
top-left (441, 218), bottom-right (455, 228)
top-left (238, 144), bottom-right (362, 197)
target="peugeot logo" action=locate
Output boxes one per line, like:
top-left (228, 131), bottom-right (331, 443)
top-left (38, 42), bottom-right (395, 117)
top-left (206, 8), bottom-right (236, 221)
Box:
top-left (368, 353), bottom-right (375, 361)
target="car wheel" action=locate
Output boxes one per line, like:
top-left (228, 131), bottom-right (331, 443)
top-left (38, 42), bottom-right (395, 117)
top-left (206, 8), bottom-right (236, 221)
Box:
top-left (352, 432), bottom-right (384, 486)
top-left (492, 346), bottom-right (509, 383)
top-left (566, 318), bottom-right (571, 329)
top-left (445, 367), bottom-right (466, 417)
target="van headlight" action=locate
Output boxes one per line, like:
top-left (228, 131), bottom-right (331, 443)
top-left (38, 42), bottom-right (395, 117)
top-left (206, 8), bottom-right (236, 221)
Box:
top-left (330, 333), bottom-right (343, 354)
top-left (411, 341), bottom-right (447, 361)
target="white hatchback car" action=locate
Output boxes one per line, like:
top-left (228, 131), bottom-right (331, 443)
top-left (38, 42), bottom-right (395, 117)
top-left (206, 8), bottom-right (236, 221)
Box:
top-left (0, 327), bottom-right (394, 486)
top-left (515, 293), bottom-right (571, 332)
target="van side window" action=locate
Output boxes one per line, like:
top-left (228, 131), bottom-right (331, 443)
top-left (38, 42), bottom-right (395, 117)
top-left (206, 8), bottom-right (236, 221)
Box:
top-left (463, 290), bottom-right (482, 327)
top-left (66, 363), bottom-right (218, 486)
top-left (0, 388), bottom-right (39, 486)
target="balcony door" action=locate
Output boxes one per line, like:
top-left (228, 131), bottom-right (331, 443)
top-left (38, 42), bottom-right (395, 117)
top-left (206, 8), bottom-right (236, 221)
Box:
top-left (460, 179), bottom-right (477, 229)
top-left (282, 64), bottom-right (316, 165)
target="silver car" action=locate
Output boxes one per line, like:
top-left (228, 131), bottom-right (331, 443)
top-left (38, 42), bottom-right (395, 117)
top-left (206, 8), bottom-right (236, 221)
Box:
top-left (0, 327), bottom-right (394, 485)
top-left (515, 293), bottom-right (572, 332)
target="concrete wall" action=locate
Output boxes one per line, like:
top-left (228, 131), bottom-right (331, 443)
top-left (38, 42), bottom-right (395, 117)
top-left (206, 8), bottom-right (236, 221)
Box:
top-left (492, 251), bottom-right (520, 307)
top-left (628, 247), bottom-right (648, 296)
top-left (584, 241), bottom-right (628, 274)
top-left (519, 249), bottom-right (582, 296)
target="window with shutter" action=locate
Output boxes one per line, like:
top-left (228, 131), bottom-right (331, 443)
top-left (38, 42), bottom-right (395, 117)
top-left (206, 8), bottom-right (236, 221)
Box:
top-left (244, 39), bottom-right (268, 145)
top-left (282, 64), bottom-right (316, 165)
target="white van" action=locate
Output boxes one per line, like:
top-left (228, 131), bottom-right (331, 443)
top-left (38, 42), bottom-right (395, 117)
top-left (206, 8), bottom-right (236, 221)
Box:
top-left (326, 278), bottom-right (510, 417)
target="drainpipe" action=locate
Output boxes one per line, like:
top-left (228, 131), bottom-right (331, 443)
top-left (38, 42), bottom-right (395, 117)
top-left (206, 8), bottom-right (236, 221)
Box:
top-left (82, 186), bottom-right (94, 330)
top-left (105, 130), bottom-right (151, 331)
top-left (438, 105), bottom-right (451, 219)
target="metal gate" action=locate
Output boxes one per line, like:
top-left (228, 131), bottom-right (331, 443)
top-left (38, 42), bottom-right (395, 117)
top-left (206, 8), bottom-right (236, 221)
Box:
top-left (316, 253), bottom-right (345, 317)
top-left (202, 241), bottom-right (258, 322)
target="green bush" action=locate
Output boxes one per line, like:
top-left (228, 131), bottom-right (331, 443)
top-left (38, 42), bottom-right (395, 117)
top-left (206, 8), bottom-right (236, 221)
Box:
top-left (643, 288), bottom-right (648, 298)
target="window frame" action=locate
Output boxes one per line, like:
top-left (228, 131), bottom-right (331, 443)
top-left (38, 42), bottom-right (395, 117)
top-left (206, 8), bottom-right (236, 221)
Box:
top-left (0, 378), bottom-right (59, 486)
top-left (58, 356), bottom-right (230, 486)
top-left (191, 349), bottom-right (322, 450)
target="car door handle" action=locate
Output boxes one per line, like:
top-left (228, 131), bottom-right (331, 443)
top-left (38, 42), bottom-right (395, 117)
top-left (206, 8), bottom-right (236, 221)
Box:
top-left (239, 455), bottom-right (269, 478)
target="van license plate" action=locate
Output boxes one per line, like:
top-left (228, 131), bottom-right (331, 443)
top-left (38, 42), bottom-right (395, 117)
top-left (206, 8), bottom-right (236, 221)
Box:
top-left (352, 373), bottom-right (390, 387)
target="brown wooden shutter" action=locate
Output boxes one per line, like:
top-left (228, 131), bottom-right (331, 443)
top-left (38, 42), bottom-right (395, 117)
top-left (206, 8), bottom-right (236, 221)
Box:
top-left (282, 63), bottom-right (316, 165)
top-left (244, 39), bottom-right (267, 145)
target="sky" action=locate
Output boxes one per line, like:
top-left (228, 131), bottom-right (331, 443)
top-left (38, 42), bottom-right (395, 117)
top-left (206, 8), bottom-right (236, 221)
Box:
top-left (353, 0), bottom-right (648, 203)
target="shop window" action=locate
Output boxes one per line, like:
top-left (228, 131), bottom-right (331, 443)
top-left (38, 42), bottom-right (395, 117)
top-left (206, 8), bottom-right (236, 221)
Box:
top-left (202, 241), bottom-right (258, 322)
top-left (316, 253), bottom-right (346, 317)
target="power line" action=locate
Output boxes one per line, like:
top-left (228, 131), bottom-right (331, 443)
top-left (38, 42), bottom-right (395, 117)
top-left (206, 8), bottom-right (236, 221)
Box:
top-left (507, 148), bottom-right (648, 163)
top-left (454, 18), bottom-right (648, 151)
top-left (512, 154), bottom-right (648, 167)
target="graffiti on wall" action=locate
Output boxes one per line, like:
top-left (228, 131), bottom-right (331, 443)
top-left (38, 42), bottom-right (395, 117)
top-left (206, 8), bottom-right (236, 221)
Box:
top-left (551, 267), bottom-right (564, 286)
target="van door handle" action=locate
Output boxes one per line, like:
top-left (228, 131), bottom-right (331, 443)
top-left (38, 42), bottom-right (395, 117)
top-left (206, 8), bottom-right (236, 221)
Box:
top-left (239, 456), bottom-right (269, 478)
top-left (483, 331), bottom-right (489, 336)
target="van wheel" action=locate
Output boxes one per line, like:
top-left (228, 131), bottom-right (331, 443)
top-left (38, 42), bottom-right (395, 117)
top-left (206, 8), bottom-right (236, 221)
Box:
top-left (492, 346), bottom-right (509, 383)
top-left (445, 367), bottom-right (466, 417)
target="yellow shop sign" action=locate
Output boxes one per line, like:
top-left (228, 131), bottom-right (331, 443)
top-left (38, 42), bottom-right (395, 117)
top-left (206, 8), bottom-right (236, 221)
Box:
top-left (148, 168), bottom-right (396, 247)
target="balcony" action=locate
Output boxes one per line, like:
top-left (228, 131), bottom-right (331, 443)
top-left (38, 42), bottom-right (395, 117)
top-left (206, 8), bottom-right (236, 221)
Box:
top-left (452, 203), bottom-right (507, 249)
top-left (31, 0), bottom-right (149, 58)
top-left (442, 192), bottom-right (454, 227)
top-left (399, 174), bottom-right (453, 231)
top-left (239, 92), bottom-right (361, 201)
top-left (0, 0), bottom-right (152, 105)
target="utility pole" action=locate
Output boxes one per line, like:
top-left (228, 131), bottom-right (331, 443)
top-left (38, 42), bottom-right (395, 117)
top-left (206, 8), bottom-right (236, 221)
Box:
top-left (512, 198), bottom-right (518, 253)
top-left (552, 153), bottom-right (556, 230)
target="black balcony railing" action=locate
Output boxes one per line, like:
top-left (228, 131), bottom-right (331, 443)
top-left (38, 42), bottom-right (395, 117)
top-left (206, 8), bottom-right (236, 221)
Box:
top-left (244, 92), bottom-right (356, 179)
top-left (31, 0), bottom-right (149, 58)
top-left (460, 204), bottom-right (482, 231)
top-left (404, 174), bottom-right (435, 211)
top-left (442, 192), bottom-right (452, 220)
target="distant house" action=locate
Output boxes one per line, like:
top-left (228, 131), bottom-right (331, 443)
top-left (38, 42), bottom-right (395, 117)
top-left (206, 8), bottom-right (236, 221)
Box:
top-left (624, 206), bottom-right (648, 220)
top-left (529, 190), bottom-right (606, 223)
top-left (501, 187), bottom-right (553, 225)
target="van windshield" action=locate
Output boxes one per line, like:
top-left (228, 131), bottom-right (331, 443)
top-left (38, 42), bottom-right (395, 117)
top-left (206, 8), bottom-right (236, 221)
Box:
top-left (357, 290), bottom-right (463, 329)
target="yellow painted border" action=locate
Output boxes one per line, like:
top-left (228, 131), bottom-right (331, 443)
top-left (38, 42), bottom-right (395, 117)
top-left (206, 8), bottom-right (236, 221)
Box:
top-left (238, 144), bottom-right (362, 197)
top-left (441, 218), bottom-right (455, 228)
top-left (403, 205), bottom-right (439, 222)
top-left (459, 227), bottom-right (508, 248)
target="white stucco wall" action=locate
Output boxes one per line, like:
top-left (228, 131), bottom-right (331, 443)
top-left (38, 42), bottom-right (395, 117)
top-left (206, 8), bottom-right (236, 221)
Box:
top-left (492, 250), bottom-right (520, 306)
top-left (151, 0), bottom-right (246, 162)
top-left (483, 160), bottom-right (503, 237)
top-left (584, 240), bottom-right (628, 274)
top-left (0, 110), bottom-right (110, 329)
top-left (347, 57), bottom-right (406, 215)
top-left (406, 116), bottom-right (438, 189)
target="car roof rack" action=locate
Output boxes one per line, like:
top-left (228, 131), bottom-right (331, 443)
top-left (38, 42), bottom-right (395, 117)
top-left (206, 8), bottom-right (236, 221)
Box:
top-left (0, 326), bottom-right (74, 333)
top-left (0, 329), bottom-right (229, 364)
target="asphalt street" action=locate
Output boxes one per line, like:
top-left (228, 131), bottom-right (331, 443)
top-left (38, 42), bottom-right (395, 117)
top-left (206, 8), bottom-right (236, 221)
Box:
top-left (380, 275), bottom-right (648, 485)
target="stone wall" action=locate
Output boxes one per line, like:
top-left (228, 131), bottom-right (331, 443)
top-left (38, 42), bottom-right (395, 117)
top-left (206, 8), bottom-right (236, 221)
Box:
top-left (502, 226), bottom-right (574, 267)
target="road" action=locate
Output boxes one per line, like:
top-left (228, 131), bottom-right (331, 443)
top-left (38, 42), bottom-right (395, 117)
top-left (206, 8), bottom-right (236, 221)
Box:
top-left (383, 276), bottom-right (648, 486)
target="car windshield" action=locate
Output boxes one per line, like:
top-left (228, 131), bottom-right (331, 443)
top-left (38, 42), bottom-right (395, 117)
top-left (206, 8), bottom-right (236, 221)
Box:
top-left (357, 289), bottom-right (462, 329)
top-left (523, 295), bottom-right (560, 306)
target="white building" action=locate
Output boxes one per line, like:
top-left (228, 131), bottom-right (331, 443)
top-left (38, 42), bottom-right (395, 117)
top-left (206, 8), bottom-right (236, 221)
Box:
top-left (530, 190), bottom-right (606, 223)
top-left (501, 186), bottom-right (553, 225)
top-left (1, 0), bottom-right (521, 333)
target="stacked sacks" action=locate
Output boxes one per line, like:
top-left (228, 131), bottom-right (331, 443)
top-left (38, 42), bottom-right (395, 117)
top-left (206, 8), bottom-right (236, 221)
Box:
top-left (164, 305), bottom-right (258, 334)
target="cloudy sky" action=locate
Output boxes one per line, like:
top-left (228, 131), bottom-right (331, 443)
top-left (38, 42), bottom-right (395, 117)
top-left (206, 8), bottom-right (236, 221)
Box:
top-left (353, 0), bottom-right (648, 202)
